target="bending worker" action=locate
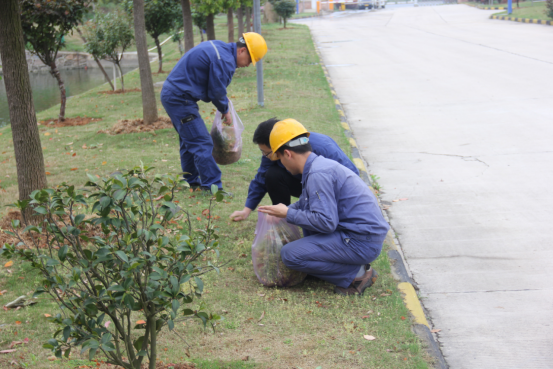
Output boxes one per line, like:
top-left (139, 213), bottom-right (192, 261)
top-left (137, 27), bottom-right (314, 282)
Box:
top-left (230, 118), bottom-right (359, 221)
top-left (258, 119), bottom-right (390, 295)
top-left (161, 33), bottom-right (267, 191)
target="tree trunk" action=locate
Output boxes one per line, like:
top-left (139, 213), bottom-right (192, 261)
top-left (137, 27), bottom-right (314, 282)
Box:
top-left (76, 27), bottom-right (114, 90)
top-left (198, 26), bottom-right (205, 42)
top-left (154, 36), bottom-right (163, 73)
top-left (117, 63), bottom-right (125, 92)
top-left (132, 0), bottom-right (158, 124)
top-left (206, 13), bottom-right (216, 40)
top-left (49, 63), bottom-right (67, 122)
top-left (149, 318), bottom-right (157, 369)
top-left (237, 6), bottom-right (244, 36)
top-left (178, 38), bottom-right (184, 56)
top-left (284, 17), bottom-right (287, 28)
top-left (181, 0), bottom-right (194, 52)
top-left (227, 8), bottom-right (234, 42)
top-left (245, 7), bottom-right (252, 31)
top-left (0, 0), bottom-right (47, 221)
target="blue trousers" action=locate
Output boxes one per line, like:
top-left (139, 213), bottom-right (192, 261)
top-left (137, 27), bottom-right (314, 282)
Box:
top-left (280, 231), bottom-right (384, 288)
top-left (160, 88), bottom-right (222, 189)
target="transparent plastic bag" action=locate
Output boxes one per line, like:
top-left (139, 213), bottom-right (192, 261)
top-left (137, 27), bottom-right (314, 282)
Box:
top-left (252, 213), bottom-right (307, 287)
top-left (210, 100), bottom-right (244, 165)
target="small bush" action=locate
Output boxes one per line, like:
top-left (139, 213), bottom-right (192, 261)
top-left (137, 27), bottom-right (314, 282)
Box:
top-left (1, 165), bottom-right (226, 369)
top-left (546, 0), bottom-right (553, 19)
top-left (273, 0), bottom-right (296, 28)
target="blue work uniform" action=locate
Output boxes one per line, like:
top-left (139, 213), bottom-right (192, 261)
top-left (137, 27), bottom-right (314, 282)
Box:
top-left (281, 153), bottom-right (390, 288)
top-left (245, 133), bottom-right (359, 210)
top-left (161, 41), bottom-right (237, 189)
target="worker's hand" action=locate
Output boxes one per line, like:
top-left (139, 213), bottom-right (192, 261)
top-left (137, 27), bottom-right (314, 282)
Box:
top-left (258, 204), bottom-right (288, 219)
top-left (222, 111), bottom-right (233, 126)
top-left (229, 207), bottom-right (252, 222)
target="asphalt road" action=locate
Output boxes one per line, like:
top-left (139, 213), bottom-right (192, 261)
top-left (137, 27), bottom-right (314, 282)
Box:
top-left (296, 6), bottom-right (553, 368)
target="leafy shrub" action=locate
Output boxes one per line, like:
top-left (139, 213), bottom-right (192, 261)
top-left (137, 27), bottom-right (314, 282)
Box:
top-left (546, 0), bottom-right (553, 19)
top-left (1, 166), bottom-right (225, 369)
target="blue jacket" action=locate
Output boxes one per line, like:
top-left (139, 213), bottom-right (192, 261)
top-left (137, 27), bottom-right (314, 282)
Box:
top-left (245, 133), bottom-right (359, 210)
top-left (164, 41), bottom-right (237, 114)
top-left (286, 153), bottom-right (389, 238)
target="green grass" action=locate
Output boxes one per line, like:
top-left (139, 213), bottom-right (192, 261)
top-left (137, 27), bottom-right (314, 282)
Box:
top-left (0, 21), bottom-right (432, 369)
top-left (495, 1), bottom-right (552, 19)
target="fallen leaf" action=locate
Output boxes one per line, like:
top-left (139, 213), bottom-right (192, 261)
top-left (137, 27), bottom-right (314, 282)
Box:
top-left (66, 142), bottom-right (73, 145)
top-left (399, 198), bottom-right (408, 201)
top-left (196, 217), bottom-right (201, 221)
top-left (70, 168), bottom-right (78, 171)
top-left (4, 261), bottom-right (13, 267)
top-left (45, 172), bottom-right (51, 175)
top-left (136, 320), bottom-right (146, 325)
top-left (161, 159), bottom-right (167, 162)
top-left (258, 311), bottom-right (265, 322)
top-left (0, 290), bottom-right (7, 295)
top-left (400, 316), bottom-right (406, 320)
top-left (23, 338), bottom-right (29, 343)
top-left (0, 349), bottom-right (17, 354)
top-left (102, 161), bottom-right (107, 165)
top-left (431, 329), bottom-right (441, 333)
top-left (15, 321), bottom-right (21, 325)
top-left (44, 314), bottom-right (52, 318)
top-left (241, 356), bottom-right (249, 361)
top-left (361, 315), bottom-right (370, 319)
top-left (82, 145), bottom-right (87, 149)
top-left (363, 335), bottom-right (376, 341)
top-left (72, 153), bottom-right (76, 157)
top-left (44, 132), bottom-right (51, 136)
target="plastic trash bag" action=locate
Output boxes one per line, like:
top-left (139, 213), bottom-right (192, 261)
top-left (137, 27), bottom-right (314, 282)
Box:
top-left (252, 213), bottom-right (307, 287)
top-left (211, 100), bottom-right (244, 165)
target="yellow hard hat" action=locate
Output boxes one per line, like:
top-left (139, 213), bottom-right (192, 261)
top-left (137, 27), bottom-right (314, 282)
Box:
top-left (242, 32), bottom-right (267, 66)
top-left (269, 119), bottom-right (310, 161)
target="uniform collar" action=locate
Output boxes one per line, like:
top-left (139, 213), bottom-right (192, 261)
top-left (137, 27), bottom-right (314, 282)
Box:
top-left (301, 152), bottom-right (318, 184)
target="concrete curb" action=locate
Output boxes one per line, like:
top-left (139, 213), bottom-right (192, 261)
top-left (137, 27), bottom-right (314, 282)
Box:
top-left (490, 14), bottom-right (553, 25)
top-left (313, 41), bottom-right (448, 369)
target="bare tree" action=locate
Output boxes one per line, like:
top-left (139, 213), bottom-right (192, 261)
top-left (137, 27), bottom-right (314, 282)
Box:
top-left (227, 8), bottom-right (235, 42)
top-left (0, 0), bottom-right (47, 221)
top-left (133, 0), bottom-right (158, 124)
top-left (237, 6), bottom-right (245, 36)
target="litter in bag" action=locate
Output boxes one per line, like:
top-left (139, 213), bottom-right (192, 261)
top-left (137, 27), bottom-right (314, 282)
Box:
top-left (252, 212), bottom-right (307, 287)
top-left (211, 100), bottom-right (244, 165)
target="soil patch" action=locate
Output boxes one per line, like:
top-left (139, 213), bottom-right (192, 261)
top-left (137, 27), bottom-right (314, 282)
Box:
top-left (97, 88), bottom-right (142, 95)
top-left (0, 210), bottom-right (104, 249)
top-left (39, 116), bottom-right (102, 128)
top-left (98, 117), bottom-right (173, 135)
top-left (95, 362), bottom-right (195, 369)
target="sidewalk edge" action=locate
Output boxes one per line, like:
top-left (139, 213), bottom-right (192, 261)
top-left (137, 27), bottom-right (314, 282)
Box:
top-left (312, 38), bottom-right (448, 369)
top-left (489, 14), bottom-right (553, 25)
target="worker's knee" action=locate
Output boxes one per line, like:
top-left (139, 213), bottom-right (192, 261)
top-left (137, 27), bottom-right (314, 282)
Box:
top-left (280, 243), bottom-right (300, 269)
top-left (264, 166), bottom-right (285, 187)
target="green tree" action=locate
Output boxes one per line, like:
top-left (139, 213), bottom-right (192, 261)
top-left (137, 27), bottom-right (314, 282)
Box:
top-left (126, 0), bottom-right (182, 73)
top-left (19, 0), bottom-right (90, 122)
top-left (0, 0), bottom-right (48, 222)
top-left (83, 11), bottom-right (134, 92)
top-left (172, 14), bottom-right (185, 56)
top-left (1, 167), bottom-right (226, 369)
top-left (274, 0), bottom-right (295, 28)
top-left (194, 0), bottom-right (223, 40)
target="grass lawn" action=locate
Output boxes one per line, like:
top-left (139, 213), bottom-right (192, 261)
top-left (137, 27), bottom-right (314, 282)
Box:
top-left (495, 0), bottom-right (552, 19)
top-left (0, 20), bottom-right (432, 369)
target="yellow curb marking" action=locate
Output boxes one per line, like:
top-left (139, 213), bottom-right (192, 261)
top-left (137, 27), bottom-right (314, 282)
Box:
top-left (398, 282), bottom-right (429, 327)
top-left (353, 158), bottom-right (367, 172)
top-left (334, 99), bottom-right (340, 105)
top-left (348, 137), bottom-right (357, 148)
top-left (341, 122), bottom-right (350, 130)
top-left (338, 109), bottom-right (345, 117)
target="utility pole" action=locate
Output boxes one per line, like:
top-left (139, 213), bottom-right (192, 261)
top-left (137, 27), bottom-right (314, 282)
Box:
top-left (253, 0), bottom-right (264, 107)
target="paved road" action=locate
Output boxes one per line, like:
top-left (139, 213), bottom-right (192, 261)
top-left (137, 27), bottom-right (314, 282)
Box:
top-left (296, 6), bottom-right (553, 369)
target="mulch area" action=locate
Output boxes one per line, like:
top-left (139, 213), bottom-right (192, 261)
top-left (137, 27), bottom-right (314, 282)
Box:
top-left (98, 117), bottom-right (173, 135)
top-left (0, 210), bottom-right (104, 249)
top-left (38, 116), bottom-right (102, 128)
top-left (97, 88), bottom-right (142, 95)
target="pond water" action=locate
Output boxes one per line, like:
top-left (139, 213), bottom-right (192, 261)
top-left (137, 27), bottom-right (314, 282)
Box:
top-left (0, 65), bottom-right (137, 128)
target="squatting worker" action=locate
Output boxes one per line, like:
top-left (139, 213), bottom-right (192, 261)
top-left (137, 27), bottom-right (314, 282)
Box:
top-left (258, 119), bottom-right (390, 295)
top-left (161, 33), bottom-right (267, 191)
top-left (229, 118), bottom-right (359, 221)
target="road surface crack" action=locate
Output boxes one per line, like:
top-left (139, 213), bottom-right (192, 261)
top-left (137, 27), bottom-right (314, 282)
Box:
top-left (418, 151), bottom-right (490, 167)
